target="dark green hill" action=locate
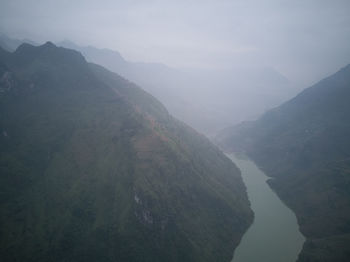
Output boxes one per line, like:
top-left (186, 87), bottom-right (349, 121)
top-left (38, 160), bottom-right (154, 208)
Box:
top-left (0, 43), bottom-right (252, 262)
top-left (218, 65), bottom-right (350, 261)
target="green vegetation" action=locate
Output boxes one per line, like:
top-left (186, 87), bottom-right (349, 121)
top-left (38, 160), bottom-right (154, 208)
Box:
top-left (218, 64), bottom-right (350, 261)
top-left (0, 43), bottom-right (252, 261)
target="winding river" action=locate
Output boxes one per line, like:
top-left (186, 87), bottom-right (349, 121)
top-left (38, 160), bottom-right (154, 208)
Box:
top-left (227, 154), bottom-right (305, 262)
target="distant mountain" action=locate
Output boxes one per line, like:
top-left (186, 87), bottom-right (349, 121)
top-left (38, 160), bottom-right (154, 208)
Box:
top-left (0, 34), bottom-right (38, 52)
top-left (0, 42), bottom-right (252, 261)
top-left (57, 40), bottom-right (296, 136)
top-left (218, 65), bottom-right (350, 261)
top-left (0, 35), bottom-right (297, 135)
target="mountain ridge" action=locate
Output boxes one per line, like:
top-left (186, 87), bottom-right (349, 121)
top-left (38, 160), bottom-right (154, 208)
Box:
top-left (0, 34), bottom-right (297, 135)
top-left (0, 42), bottom-right (252, 262)
top-left (55, 38), bottom-right (295, 135)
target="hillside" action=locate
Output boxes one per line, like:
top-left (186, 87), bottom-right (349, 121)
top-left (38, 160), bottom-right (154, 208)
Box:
top-left (56, 40), bottom-right (295, 135)
top-left (0, 42), bottom-right (252, 262)
top-left (0, 35), bottom-right (297, 136)
top-left (218, 65), bottom-right (350, 261)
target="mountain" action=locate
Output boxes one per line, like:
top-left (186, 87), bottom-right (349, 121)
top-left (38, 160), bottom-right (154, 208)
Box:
top-left (57, 40), bottom-right (296, 136)
top-left (0, 35), bottom-right (297, 135)
top-left (0, 42), bottom-right (252, 261)
top-left (217, 65), bottom-right (350, 261)
top-left (0, 34), bottom-right (38, 52)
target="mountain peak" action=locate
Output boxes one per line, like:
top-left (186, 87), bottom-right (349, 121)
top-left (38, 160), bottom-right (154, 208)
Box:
top-left (14, 41), bottom-right (56, 55)
top-left (42, 41), bottom-right (56, 48)
top-left (12, 41), bottom-right (87, 70)
top-left (15, 42), bottom-right (36, 52)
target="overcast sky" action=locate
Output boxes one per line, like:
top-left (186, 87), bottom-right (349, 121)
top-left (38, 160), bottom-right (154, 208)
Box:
top-left (1, 0), bottom-right (350, 86)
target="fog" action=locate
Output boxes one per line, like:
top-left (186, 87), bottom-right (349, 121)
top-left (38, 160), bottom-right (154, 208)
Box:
top-left (1, 0), bottom-right (350, 135)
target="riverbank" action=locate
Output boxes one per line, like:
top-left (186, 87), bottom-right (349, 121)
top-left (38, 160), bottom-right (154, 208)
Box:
top-left (227, 154), bottom-right (305, 262)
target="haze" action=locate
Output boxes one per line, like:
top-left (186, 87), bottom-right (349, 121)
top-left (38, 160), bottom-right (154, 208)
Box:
top-left (1, 0), bottom-right (350, 86)
top-left (2, 2), bottom-right (350, 261)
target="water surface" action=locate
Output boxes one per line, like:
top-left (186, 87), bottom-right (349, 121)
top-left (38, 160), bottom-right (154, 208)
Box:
top-left (227, 154), bottom-right (305, 262)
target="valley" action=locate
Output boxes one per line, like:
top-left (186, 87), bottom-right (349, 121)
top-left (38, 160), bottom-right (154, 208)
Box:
top-left (219, 64), bottom-right (350, 261)
top-left (1, 1), bottom-right (350, 260)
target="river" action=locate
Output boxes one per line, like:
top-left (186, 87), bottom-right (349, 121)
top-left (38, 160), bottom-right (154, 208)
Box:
top-left (227, 154), bottom-right (305, 262)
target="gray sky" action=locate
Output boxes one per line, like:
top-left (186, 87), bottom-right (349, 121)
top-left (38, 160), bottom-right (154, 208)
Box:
top-left (1, 0), bottom-right (350, 86)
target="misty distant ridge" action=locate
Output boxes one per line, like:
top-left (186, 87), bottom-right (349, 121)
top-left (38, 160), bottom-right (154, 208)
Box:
top-left (58, 39), bottom-right (128, 69)
top-left (0, 33), bottom-right (38, 52)
top-left (56, 38), bottom-right (298, 135)
top-left (0, 34), bottom-right (298, 135)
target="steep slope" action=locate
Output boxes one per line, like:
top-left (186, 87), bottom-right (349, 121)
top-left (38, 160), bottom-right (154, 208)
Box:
top-left (57, 40), bottom-right (295, 135)
top-left (0, 43), bottom-right (252, 262)
top-left (0, 36), bottom-right (296, 135)
top-left (218, 65), bottom-right (350, 261)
